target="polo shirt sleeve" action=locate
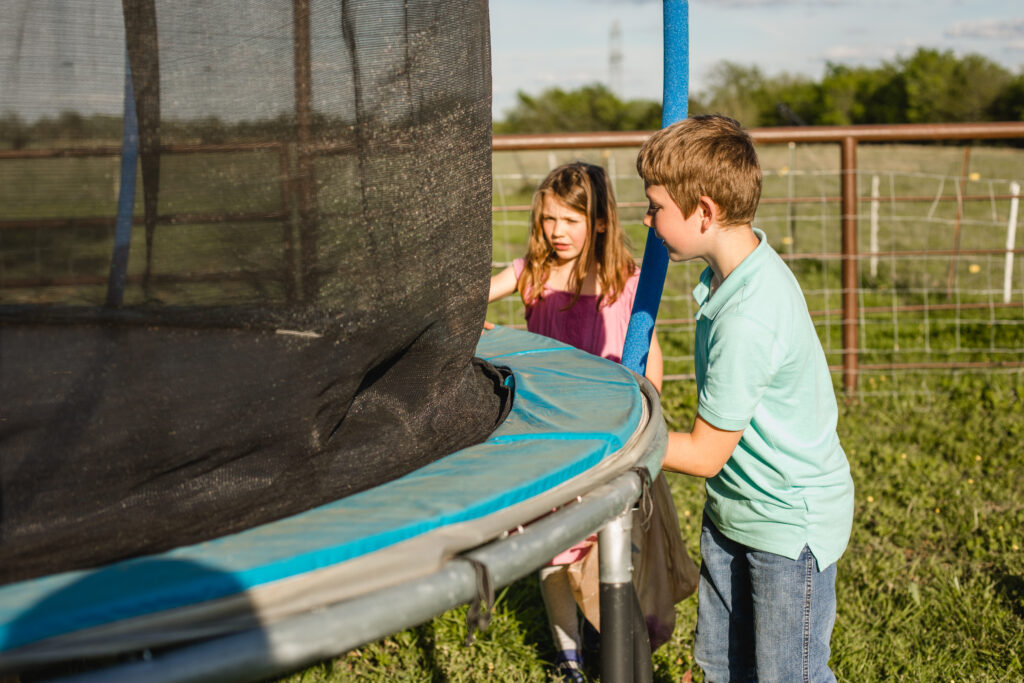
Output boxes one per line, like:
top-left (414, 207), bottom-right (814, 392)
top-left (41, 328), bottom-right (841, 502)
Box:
top-left (697, 314), bottom-right (781, 432)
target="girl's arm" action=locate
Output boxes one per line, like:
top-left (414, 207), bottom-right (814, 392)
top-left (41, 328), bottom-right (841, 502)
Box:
top-left (645, 330), bottom-right (663, 394)
top-left (489, 265), bottom-right (518, 303)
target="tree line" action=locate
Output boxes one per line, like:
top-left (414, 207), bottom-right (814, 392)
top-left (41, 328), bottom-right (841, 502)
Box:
top-left (493, 48), bottom-right (1024, 133)
top-left (0, 112), bottom-right (309, 150)
top-left (3, 47), bottom-right (1022, 148)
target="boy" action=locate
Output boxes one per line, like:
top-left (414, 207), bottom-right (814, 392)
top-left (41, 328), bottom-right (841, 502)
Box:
top-left (637, 114), bottom-right (854, 682)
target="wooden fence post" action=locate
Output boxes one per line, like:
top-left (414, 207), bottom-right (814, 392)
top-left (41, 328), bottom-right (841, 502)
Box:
top-left (293, 0), bottom-right (316, 302)
top-left (841, 136), bottom-right (859, 395)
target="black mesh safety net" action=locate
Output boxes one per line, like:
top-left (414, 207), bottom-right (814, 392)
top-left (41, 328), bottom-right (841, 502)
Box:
top-left (0, 0), bottom-right (512, 585)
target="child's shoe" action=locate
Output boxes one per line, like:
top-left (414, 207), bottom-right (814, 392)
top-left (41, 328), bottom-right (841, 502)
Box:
top-left (554, 649), bottom-right (585, 682)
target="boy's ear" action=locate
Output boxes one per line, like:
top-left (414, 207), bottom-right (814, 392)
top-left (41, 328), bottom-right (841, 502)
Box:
top-left (697, 196), bottom-right (716, 230)
top-left (699, 195), bottom-right (728, 230)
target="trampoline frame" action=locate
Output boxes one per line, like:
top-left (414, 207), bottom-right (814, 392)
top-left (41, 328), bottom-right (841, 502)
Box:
top-left (42, 377), bottom-right (665, 683)
top-left (0, 326), bottom-right (667, 683)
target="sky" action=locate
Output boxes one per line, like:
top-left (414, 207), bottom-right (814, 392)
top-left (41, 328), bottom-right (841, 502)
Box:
top-left (489, 0), bottom-right (1024, 119)
top-left (3, 1), bottom-right (1021, 122)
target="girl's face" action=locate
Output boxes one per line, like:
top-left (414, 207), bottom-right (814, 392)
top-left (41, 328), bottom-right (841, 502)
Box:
top-left (540, 194), bottom-right (593, 265)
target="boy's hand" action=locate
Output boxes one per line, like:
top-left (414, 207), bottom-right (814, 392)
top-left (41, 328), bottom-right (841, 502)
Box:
top-left (481, 321), bottom-right (495, 335)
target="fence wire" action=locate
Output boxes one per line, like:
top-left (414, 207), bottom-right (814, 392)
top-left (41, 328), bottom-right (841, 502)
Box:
top-left (489, 144), bottom-right (1024, 396)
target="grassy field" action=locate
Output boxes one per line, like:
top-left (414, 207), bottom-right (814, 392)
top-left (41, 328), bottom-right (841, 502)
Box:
top-left (276, 143), bottom-right (1023, 681)
top-left (2, 140), bottom-right (1021, 680)
top-left (0, 149), bottom-right (291, 306)
top-left (280, 372), bottom-right (1024, 682)
top-left (490, 142), bottom-right (1024, 384)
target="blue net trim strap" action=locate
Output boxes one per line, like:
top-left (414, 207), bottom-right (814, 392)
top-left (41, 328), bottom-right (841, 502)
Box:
top-left (0, 326), bottom-right (662, 662)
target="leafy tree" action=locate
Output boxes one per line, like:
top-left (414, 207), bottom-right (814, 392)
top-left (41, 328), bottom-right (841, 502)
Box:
top-left (56, 111), bottom-right (86, 139)
top-left (815, 63), bottom-right (903, 125)
top-left (0, 113), bottom-right (29, 149)
top-left (691, 48), bottom-right (1017, 127)
top-left (687, 62), bottom-right (820, 128)
top-left (690, 61), bottom-right (768, 126)
top-left (760, 73), bottom-right (821, 126)
top-left (897, 49), bottom-right (1011, 123)
top-left (988, 74), bottom-right (1024, 121)
top-left (493, 83), bottom-right (663, 133)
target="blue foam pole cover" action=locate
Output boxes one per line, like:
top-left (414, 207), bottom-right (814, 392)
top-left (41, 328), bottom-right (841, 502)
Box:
top-left (105, 49), bottom-right (139, 308)
top-left (621, 0), bottom-right (688, 376)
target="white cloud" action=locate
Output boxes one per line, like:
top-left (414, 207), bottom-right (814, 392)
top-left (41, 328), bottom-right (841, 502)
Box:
top-left (946, 18), bottom-right (1024, 41)
top-left (822, 43), bottom-right (903, 63)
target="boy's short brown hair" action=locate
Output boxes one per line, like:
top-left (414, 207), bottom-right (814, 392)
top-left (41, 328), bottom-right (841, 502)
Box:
top-left (636, 114), bottom-right (762, 227)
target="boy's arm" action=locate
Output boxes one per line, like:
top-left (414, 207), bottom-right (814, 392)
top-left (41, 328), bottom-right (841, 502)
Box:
top-left (488, 265), bottom-right (518, 303)
top-left (661, 415), bottom-right (743, 478)
top-left (644, 330), bottom-right (663, 394)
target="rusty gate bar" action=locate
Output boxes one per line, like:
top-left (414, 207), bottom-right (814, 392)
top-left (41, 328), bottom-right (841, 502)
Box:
top-left (0, 142), bottom-right (285, 160)
top-left (293, 0), bottom-right (315, 303)
top-left (492, 194), bottom-right (1024, 213)
top-left (492, 121), bottom-right (1024, 151)
top-left (279, 143), bottom-right (298, 303)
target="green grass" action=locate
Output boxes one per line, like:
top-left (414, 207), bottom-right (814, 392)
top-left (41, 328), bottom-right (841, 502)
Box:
top-left (277, 373), bottom-right (1024, 682)
top-left (0, 149), bottom-right (293, 306)
top-left (279, 142), bottom-right (1023, 681)
top-left (491, 142), bottom-right (1024, 381)
top-left (832, 374), bottom-right (1024, 681)
top-left (2, 140), bottom-right (1021, 680)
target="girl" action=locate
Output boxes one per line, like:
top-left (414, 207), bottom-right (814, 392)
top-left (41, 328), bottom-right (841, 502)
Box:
top-left (489, 162), bottom-right (663, 682)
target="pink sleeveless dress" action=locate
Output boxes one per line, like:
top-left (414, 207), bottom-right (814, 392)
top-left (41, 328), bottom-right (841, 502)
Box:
top-left (513, 259), bottom-right (641, 564)
top-left (513, 259), bottom-right (639, 363)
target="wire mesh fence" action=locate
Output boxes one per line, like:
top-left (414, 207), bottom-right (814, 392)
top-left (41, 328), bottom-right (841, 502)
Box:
top-left (488, 129), bottom-right (1024, 396)
top-left (2, 126), bottom-right (1022, 397)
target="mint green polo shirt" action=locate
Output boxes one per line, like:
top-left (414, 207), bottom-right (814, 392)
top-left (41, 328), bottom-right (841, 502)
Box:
top-left (694, 229), bottom-right (854, 569)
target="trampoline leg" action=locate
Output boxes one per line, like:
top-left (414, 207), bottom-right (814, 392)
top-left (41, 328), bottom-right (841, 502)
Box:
top-left (599, 507), bottom-right (633, 683)
top-left (632, 585), bottom-right (654, 683)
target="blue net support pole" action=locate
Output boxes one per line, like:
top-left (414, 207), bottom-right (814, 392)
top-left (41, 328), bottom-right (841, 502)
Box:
top-left (605, 4), bottom-right (687, 680)
top-left (620, 0), bottom-right (689, 376)
top-left (105, 49), bottom-right (139, 308)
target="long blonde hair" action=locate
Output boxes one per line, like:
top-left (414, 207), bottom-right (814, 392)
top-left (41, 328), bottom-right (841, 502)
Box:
top-left (519, 162), bottom-right (634, 308)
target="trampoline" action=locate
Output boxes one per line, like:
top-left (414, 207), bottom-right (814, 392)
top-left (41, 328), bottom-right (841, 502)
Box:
top-left (0, 0), bottom-right (688, 680)
top-left (0, 327), bottom-right (666, 680)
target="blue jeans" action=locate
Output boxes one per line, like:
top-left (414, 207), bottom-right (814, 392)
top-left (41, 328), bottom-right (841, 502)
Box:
top-left (694, 513), bottom-right (838, 682)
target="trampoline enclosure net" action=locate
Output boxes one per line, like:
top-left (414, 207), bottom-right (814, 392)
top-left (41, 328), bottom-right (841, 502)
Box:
top-left (0, 0), bottom-right (511, 584)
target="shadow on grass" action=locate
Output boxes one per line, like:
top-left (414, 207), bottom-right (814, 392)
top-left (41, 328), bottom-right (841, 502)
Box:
top-left (994, 571), bottom-right (1024, 621)
top-left (409, 622), bottom-right (445, 683)
top-left (496, 574), bottom-right (559, 670)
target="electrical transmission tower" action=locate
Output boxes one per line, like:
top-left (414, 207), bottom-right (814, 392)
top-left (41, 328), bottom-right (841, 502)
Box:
top-left (608, 20), bottom-right (623, 96)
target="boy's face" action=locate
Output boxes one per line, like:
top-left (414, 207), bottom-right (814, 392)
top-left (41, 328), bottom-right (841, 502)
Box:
top-left (643, 184), bottom-right (702, 262)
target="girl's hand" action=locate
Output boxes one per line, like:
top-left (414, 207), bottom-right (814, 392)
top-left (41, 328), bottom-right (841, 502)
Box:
top-left (482, 320), bottom-right (495, 332)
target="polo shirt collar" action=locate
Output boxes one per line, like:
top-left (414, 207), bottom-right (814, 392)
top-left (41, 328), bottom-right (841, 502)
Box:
top-left (692, 228), bottom-right (769, 321)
